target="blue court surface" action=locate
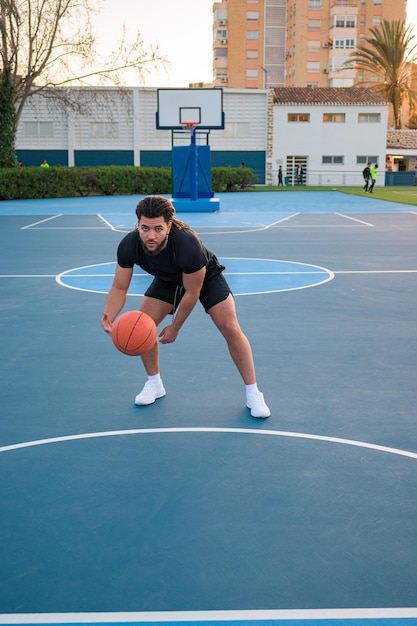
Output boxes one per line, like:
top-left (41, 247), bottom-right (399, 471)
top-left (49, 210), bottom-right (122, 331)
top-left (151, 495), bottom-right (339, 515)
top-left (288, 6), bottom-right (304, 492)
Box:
top-left (1, 191), bottom-right (417, 626)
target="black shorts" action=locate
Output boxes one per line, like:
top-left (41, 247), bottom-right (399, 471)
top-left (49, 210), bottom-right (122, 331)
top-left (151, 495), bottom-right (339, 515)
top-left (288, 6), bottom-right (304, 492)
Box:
top-left (144, 272), bottom-right (232, 314)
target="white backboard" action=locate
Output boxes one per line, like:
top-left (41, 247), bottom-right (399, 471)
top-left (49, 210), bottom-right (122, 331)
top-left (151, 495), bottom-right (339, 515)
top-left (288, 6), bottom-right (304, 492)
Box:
top-left (156, 88), bottom-right (224, 130)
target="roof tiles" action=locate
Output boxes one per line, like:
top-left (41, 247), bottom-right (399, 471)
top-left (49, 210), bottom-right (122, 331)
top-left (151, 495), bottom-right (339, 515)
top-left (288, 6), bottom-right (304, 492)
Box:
top-left (273, 87), bottom-right (386, 106)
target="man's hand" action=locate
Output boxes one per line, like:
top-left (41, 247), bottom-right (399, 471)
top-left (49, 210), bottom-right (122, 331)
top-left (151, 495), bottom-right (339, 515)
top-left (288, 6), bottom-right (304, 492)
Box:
top-left (101, 312), bottom-right (113, 335)
top-left (159, 324), bottom-right (179, 344)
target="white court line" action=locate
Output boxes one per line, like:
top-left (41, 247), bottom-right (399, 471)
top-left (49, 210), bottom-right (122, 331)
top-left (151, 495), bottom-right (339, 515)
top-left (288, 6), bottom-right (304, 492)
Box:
top-left (334, 269), bottom-right (417, 274)
top-left (25, 227), bottom-right (109, 230)
top-left (269, 212), bottom-right (300, 226)
top-left (21, 214), bottom-right (63, 229)
top-left (97, 213), bottom-right (123, 231)
top-left (1, 427), bottom-right (417, 460)
top-left (2, 269), bottom-right (416, 280)
top-left (1, 607), bottom-right (417, 623)
top-left (193, 213), bottom-right (301, 236)
top-left (0, 275), bottom-right (56, 278)
top-left (335, 212), bottom-right (374, 226)
top-left (274, 224), bottom-right (373, 227)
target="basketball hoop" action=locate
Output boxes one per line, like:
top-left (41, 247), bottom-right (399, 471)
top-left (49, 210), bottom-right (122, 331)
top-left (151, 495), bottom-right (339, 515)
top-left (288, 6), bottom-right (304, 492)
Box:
top-left (181, 121), bottom-right (197, 133)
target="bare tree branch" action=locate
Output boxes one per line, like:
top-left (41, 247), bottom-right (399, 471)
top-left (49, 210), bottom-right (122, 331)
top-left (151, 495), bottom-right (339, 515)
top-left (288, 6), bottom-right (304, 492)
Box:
top-left (0, 0), bottom-right (169, 131)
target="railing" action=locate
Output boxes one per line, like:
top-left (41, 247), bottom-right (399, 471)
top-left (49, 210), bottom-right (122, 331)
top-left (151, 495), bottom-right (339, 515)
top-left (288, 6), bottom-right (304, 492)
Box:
top-left (261, 169), bottom-right (417, 187)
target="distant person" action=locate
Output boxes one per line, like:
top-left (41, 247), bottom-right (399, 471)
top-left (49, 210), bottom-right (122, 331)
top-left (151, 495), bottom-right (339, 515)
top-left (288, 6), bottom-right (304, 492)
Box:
top-left (362, 163), bottom-right (371, 191)
top-left (295, 163), bottom-right (303, 185)
top-left (368, 164), bottom-right (378, 193)
top-left (278, 165), bottom-right (283, 186)
top-left (40, 159), bottom-right (49, 168)
top-left (101, 195), bottom-right (270, 419)
top-left (17, 160), bottom-right (23, 168)
top-left (240, 161), bottom-right (245, 168)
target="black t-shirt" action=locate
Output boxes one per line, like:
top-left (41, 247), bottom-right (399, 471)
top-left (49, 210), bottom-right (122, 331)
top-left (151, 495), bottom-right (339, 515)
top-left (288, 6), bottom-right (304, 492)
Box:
top-left (117, 226), bottom-right (224, 284)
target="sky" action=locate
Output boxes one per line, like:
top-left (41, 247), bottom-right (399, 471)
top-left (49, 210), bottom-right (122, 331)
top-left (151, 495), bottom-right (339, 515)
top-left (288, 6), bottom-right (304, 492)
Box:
top-left (93, 0), bottom-right (417, 88)
top-left (93, 0), bottom-right (214, 87)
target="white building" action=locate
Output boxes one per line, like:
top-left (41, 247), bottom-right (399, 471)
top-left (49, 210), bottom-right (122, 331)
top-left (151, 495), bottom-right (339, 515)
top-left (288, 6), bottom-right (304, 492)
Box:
top-left (270, 88), bottom-right (388, 186)
top-left (15, 86), bottom-right (388, 186)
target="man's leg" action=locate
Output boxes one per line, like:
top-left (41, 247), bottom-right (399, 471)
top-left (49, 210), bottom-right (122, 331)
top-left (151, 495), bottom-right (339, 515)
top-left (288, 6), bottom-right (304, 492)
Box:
top-left (208, 294), bottom-right (255, 384)
top-left (134, 296), bottom-right (172, 405)
top-left (208, 294), bottom-right (270, 418)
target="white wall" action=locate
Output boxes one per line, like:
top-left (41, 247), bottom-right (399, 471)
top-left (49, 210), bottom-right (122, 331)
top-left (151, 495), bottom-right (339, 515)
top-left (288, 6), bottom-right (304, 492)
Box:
top-left (272, 102), bottom-right (388, 185)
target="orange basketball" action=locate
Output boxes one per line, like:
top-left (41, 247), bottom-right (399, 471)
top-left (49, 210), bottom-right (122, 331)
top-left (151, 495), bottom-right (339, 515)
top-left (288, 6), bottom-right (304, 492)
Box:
top-left (111, 311), bottom-right (157, 356)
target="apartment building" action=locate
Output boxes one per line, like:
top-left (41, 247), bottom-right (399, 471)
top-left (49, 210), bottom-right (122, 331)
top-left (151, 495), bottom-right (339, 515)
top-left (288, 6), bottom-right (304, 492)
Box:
top-left (213, 0), bottom-right (287, 88)
top-left (212, 0), bottom-right (406, 89)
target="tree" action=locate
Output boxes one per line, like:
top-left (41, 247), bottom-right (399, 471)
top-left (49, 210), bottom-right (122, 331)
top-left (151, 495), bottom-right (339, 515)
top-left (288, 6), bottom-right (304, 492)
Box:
top-left (345, 20), bottom-right (417, 129)
top-left (0, 0), bottom-right (168, 166)
top-left (0, 64), bottom-right (17, 167)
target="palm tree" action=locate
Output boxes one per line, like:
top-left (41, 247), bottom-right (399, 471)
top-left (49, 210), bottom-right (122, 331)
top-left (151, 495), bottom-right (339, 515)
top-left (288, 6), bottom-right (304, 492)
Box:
top-left (345, 20), bottom-right (417, 129)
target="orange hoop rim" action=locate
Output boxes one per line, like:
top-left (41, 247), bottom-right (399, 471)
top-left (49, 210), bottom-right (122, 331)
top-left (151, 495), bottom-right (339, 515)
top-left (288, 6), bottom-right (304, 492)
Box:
top-left (181, 122), bottom-right (198, 131)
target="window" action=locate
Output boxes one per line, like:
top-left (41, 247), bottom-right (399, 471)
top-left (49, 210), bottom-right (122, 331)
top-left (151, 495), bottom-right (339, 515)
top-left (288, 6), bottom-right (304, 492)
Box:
top-left (246, 50), bottom-right (258, 59)
top-left (24, 121), bottom-right (53, 138)
top-left (216, 29), bottom-right (228, 40)
top-left (322, 156), bottom-right (344, 164)
top-left (215, 9), bottom-right (227, 21)
top-left (331, 57), bottom-right (349, 70)
top-left (90, 122), bottom-right (119, 138)
top-left (308, 19), bottom-right (321, 30)
top-left (335, 38), bottom-right (355, 49)
top-left (246, 69), bottom-right (258, 79)
top-left (307, 62), bottom-right (320, 72)
top-left (357, 155), bottom-right (378, 165)
top-left (216, 70), bottom-right (228, 81)
top-left (330, 77), bottom-right (354, 87)
top-left (247, 11), bottom-right (259, 21)
top-left (358, 113), bottom-right (381, 123)
top-left (214, 48), bottom-right (228, 58)
top-left (335, 16), bottom-right (355, 27)
top-left (373, 17), bottom-right (381, 25)
top-left (323, 113), bottom-right (345, 122)
top-left (308, 0), bottom-right (321, 7)
top-left (288, 113), bottom-right (310, 122)
top-left (224, 122), bottom-right (251, 138)
top-left (247, 31), bottom-right (259, 40)
top-left (307, 41), bottom-right (321, 52)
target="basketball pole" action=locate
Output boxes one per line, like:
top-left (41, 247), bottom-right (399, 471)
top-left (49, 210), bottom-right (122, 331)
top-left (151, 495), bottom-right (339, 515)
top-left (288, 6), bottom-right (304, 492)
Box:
top-left (189, 126), bottom-right (198, 202)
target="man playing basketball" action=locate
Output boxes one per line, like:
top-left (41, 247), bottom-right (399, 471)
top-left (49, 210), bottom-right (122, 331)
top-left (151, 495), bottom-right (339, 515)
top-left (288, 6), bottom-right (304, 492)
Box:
top-left (101, 195), bottom-right (270, 419)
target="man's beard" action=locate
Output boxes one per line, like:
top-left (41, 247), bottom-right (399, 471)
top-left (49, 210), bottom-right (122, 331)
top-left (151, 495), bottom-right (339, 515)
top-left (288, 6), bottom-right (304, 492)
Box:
top-left (139, 237), bottom-right (168, 257)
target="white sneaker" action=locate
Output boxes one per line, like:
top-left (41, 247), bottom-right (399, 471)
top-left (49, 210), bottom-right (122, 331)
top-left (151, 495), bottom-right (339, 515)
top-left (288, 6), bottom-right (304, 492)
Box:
top-left (246, 391), bottom-right (271, 419)
top-left (135, 380), bottom-right (166, 406)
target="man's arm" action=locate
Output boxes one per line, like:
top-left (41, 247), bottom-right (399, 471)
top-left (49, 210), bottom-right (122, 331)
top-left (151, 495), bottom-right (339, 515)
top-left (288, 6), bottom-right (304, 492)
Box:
top-left (159, 266), bottom-right (206, 344)
top-left (101, 264), bottom-right (134, 334)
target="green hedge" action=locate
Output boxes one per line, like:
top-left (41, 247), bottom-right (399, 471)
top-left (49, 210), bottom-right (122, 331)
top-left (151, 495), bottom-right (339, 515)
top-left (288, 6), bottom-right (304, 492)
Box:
top-left (211, 166), bottom-right (256, 192)
top-left (0, 165), bottom-right (256, 200)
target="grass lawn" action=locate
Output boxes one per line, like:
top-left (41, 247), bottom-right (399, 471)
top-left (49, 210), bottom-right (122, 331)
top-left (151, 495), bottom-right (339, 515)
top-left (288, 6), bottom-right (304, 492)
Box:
top-left (251, 185), bottom-right (417, 207)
